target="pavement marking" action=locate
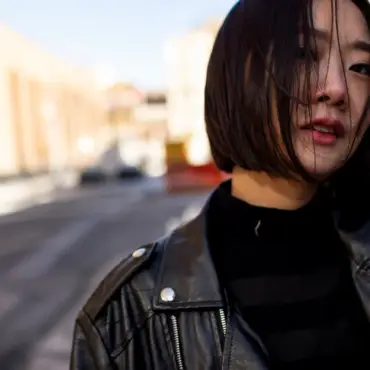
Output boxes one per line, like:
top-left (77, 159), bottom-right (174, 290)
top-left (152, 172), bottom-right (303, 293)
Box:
top-left (0, 280), bottom-right (76, 355)
top-left (0, 289), bottom-right (20, 319)
top-left (7, 219), bottom-right (98, 280)
top-left (0, 183), bottom-right (158, 369)
top-left (1, 191), bottom-right (145, 276)
top-left (0, 187), bottom-right (146, 225)
top-left (24, 356), bottom-right (67, 370)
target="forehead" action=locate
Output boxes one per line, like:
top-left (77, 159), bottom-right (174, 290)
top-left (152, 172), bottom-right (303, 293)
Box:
top-left (313, 0), bottom-right (370, 41)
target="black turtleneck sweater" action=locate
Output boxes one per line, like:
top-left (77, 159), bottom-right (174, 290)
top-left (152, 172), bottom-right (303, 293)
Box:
top-left (207, 181), bottom-right (370, 370)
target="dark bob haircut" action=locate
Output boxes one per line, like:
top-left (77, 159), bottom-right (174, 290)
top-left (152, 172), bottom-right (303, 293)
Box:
top-left (205, 0), bottom-right (370, 184)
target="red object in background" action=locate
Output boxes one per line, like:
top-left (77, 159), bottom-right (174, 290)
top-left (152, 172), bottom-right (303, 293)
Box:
top-left (164, 141), bottom-right (229, 193)
top-left (165, 162), bottom-right (229, 193)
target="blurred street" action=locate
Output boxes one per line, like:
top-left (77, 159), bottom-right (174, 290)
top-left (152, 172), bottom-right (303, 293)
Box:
top-left (0, 3), bottom-right (225, 369)
top-left (0, 178), bottom-right (207, 370)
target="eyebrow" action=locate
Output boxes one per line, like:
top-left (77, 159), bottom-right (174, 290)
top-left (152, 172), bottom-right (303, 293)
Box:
top-left (312, 28), bottom-right (370, 53)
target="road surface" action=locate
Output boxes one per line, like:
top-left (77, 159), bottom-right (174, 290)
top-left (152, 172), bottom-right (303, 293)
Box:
top-left (0, 178), bottom-right (207, 370)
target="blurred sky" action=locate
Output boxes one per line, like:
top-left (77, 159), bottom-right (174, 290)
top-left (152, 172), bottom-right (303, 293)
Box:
top-left (0, 0), bottom-right (236, 89)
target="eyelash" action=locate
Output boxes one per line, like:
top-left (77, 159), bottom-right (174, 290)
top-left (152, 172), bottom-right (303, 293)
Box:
top-left (297, 48), bottom-right (370, 77)
top-left (350, 63), bottom-right (370, 77)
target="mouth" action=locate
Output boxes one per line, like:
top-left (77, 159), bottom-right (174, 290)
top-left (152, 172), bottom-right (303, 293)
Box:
top-left (300, 118), bottom-right (345, 145)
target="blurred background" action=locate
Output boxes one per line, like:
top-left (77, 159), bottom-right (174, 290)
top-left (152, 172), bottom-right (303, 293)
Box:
top-left (0, 1), bottom-right (235, 369)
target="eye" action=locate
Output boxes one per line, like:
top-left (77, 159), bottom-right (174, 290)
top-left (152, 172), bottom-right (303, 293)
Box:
top-left (350, 63), bottom-right (370, 76)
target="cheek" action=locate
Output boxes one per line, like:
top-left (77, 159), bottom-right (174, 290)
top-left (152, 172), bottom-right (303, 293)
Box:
top-left (353, 120), bottom-right (370, 150)
top-left (344, 121), bottom-right (370, 165)
top-left (348, 79), bottom-right (370, 120)
top-left (349, 102), bottom-right (370, 144)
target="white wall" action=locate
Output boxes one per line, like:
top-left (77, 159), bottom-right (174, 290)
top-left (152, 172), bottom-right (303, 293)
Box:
top-left (133, 103), bottom-right (167, 124)
top-left (165, 28), bottom-right (217, 141)
top-left (165, 24), bottom-right (219, 165)
top-left (0, 24), bottom-right (100, 176)
top-left (0, 70), bottom-right (17, 173)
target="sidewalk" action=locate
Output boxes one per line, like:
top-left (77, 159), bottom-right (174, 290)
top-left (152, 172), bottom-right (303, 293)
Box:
top-left (0, 170), bottom-right (78, 216)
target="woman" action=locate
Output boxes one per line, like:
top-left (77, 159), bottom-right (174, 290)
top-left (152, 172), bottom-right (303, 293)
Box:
top-left (70, 0), bottom-right (370, 369)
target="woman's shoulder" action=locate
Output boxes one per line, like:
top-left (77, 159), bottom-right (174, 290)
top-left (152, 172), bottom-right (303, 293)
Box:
top-left (73, 206), bottom-right (218, 355)
top-left (80, 239), bottom-right (165, 321)
top-left (72, 237), bottom-right (168, 357)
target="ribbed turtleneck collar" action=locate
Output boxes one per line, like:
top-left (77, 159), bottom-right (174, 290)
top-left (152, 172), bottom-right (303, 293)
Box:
top-left (207, 180), bottom-right (333, 242)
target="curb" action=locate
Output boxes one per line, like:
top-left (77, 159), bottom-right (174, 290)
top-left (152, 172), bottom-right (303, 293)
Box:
top-left (0, 170), bottom-right (79, 216)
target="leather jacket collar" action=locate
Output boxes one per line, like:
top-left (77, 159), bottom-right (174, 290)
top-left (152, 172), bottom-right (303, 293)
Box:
top-left (152, 192), bottom-right (224, 311)
top-left (336, 218), bottom-right (370, 320)
top-left (152, 187), bottom-right (370, 320)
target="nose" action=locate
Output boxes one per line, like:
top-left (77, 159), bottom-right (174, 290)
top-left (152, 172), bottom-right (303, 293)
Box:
top-left (315, 62), bottom-right (348, 109)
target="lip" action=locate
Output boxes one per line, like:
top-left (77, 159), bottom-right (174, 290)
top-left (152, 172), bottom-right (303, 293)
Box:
top-left (301, 117), bottom-right (345, 137)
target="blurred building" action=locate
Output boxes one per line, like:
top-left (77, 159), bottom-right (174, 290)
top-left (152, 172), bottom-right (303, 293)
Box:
top-left (134, 91), bottom-right (167, 130)
top-left (164, 18), bottom-right (222, 166)
top-left (105, 82), bottom-right (144, 129)
top-left (104, 83), bottom-right (168, 176)
top-left (0, 23), bottom-right (106, 178)
top-left (133, 91), bottom-right (167, 175)
top-left (162, 19), bottom-right (228, 192)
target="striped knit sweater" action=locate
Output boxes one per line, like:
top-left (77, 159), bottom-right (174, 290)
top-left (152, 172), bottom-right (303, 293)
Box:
top-left (207, 181), bottom-right (370, 369)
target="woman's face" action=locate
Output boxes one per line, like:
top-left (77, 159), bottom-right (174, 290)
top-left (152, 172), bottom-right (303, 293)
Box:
top-left (293, 0), bottom-right (370, 178)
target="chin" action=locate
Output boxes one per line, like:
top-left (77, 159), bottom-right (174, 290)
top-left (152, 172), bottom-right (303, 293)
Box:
top-left (299, 155), bottom-right (345, 181)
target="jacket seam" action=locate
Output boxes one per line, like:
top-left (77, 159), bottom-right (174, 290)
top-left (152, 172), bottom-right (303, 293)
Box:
top-left (101, 289), bottom-right (154, 326)
top-left (81, 309), bottom-right (116, 368)
top-left (75, 319), bottom-right (98, 370)
top-left (154, 299), bottom-right (224, 308)
top-left (110, 276), bottom-right (155, 358)
top-left (85, 242), bottom-right (156, 318)
top-left (154, 237), bottom-right (170, 305)
top-left (110, 311), bottom-right (156, 359)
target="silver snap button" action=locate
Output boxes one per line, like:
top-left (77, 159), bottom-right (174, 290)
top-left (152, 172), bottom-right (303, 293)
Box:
top-left (160, 287), bottom-right (176, 302)
top-left (132, 248), bottom-right (146, 258)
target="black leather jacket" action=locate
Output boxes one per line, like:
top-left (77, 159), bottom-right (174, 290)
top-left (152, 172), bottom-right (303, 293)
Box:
top-left (70, 193), bottom-right (370, 370)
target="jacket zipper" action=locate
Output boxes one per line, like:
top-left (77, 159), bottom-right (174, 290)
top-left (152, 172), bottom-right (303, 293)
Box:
top-left (170, 315), bottom-right (184, 370)
top-left (170, 310), bottom-right (227, 370)
top-left (219, 308), bottom-right (227, 336)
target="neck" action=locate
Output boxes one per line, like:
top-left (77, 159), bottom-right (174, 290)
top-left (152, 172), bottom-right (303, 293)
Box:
top-left (231, 167), bottom-right (318, 210)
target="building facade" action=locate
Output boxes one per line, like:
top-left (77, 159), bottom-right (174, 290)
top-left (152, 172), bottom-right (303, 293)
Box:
top-left (0, 23), bottom-right (106, 177)
top-left (104, 84), bottom-right (168, 176)
top-left (164, 19), bottom-right (222, 165)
